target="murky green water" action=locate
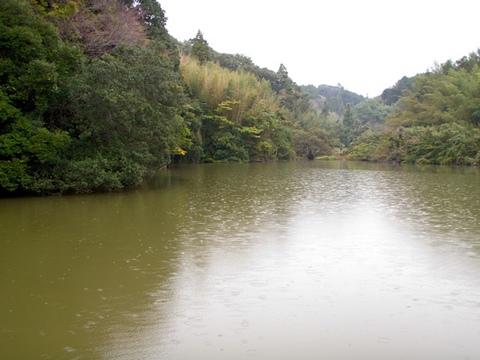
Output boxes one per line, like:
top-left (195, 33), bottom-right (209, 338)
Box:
top-left (1, 161), bottom-right (480, 359)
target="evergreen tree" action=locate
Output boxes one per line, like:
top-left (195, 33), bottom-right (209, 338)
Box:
top-left (321, 101), bottom-right (330, 118)
top-left (276, 63), bottom-right (292, 92)
top-left (191, 30), bottom-right (211, 64)
top-left (134, 0), bottom-right (171, 44)
top-left (343, 103), bottom-right (354, 127)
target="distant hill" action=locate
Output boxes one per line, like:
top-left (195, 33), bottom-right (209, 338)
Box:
top-left (300, 84), bottom-right (365, 115)
top-left (380, 76), bottom-right (414, 105)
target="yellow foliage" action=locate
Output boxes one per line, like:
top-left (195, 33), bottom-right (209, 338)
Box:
top-left (179, 55), bottom-right (279, 124)
top-left (31, 0), bottom-right (79, 18)
top-left (173, 147), bottom-right (187, 156)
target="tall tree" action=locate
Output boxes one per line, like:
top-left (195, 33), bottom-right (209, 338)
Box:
top-left (191, 30), bottom-right (211, 64)
top-left (276, 63), bottom-right (292, 92)
top-left (343, 103), bottom-right (354, 127)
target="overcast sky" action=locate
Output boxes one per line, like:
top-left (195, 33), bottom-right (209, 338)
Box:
top-left (160, 0), bottom-right (480, 97)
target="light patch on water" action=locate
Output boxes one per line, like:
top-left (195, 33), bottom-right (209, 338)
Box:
top-left (1, 161), bottom-right (480, 359)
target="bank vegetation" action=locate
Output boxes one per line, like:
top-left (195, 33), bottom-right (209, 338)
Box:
top-left (1, 0), bottom-right (479, 195)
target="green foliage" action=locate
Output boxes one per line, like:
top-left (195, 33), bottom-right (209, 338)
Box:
top-left (321, 101), bottom-right (330, 118)
top-left (138, 0), bottom-right (173, 46)
top-left (243, 110), bottom-right (295, 161)
top-left (206, 57), bottom-right (324, 157)
top-left (347, 124), bottom-right (480, 165)
top-left (397, 124), bottom-right (480, 164)
top-left (63, 153), bottom-right (148, 192)
top-left (119, 0), bottom-right (173, 46)
top-left (347, 51), bottom-right (480, 165)
top-left (353, 98), bottom-right (392, 125)
top-left (0, 0), bottom-right (189, 194)
top-left (343, 103), bottom-right (354, 127)
top-left (30, 0), bottom-right (79, 19)
top-left (293, 109), bottom-right (341, 156)
top-left (292, 128), bottom-right (332, 158)
top-left (347, 129), bottom-right (389, 161)
top-left (212, 52), bottom-right (256, 73)
top-left (53, 42), bottom-right (189, 191)
top-left (380, 76), bottom-right (414, 105)
top-left (180, 56), bottom-right (298, 162)
top-left (0, 0), bottom-right (74, 193)
top-left (302, 84), bottom-right (365, 115)
top-left (201, 115), bottom-right (248, 162)
top-left (3, 0), bottom-right (479, 195)
top-left (0, 0), bottom-right (63, 114)
top-left (180, 56), bottom-right (276, 117)
top-left (191, 30), bottom-right (211, 64)
top-left (387, 53), bottom-right (480, 127)
top-left (0, 91), bottom-right (70, 192)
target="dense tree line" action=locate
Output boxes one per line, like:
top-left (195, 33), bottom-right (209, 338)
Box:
top-left (0, 0), bottom-right (343, 195)
top-left (348, 52), bottom-right (480, 164)
top-left (1, 0), bottom-right (479, 195)
top-left (1, 0), bottom-right (188, 194)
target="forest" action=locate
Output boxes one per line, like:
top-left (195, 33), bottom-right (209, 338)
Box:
top-left (1, 0), bottom-right (480, 195)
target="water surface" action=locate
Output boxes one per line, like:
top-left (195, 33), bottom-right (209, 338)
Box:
top-left (1, 161), bottom-right (480, 359)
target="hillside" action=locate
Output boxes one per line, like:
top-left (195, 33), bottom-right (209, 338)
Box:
top-left (1, 0), bottom-right (479, 196)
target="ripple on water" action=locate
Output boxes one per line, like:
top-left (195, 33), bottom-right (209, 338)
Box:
top-left (2, 162), bottom-right (480, 360)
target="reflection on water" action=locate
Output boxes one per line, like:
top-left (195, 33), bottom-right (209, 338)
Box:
top-left (1, 161), bottom-right (480, 359)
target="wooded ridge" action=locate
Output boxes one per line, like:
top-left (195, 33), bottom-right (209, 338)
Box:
top-left (1, 0), bottom-right (479, 195)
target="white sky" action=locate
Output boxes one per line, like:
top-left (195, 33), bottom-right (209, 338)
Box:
top-left (160, 0), bottom-right (480, 97)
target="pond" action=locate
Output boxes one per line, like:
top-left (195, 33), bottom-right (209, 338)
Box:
top-left (1, 160), bottom-right (480, 359)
